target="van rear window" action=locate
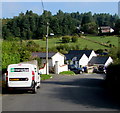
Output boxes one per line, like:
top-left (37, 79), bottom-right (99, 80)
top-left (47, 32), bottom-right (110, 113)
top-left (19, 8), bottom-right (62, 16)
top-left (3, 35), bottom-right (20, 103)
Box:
top-left (10, 68), bottom-right (29, 72)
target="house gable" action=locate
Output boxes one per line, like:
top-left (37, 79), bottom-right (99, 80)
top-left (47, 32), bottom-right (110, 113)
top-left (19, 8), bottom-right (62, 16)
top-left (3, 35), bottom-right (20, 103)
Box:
top-left (105, 57), bottom-right (113, 67)
top-left (79, 54), bottom-right (89, 67)
top-left (52, 52), bottom-right (65, 66)
top-left (89, 50), bottom-right (97, 61)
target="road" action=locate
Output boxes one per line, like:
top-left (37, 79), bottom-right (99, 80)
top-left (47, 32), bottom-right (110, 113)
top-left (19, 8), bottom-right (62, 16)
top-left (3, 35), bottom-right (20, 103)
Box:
top-left (2, 74), bottom-right (120, 111)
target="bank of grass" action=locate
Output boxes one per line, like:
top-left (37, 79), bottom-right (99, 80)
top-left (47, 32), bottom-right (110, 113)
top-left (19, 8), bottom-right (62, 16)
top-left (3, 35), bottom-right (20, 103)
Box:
top-left (59, 71), bottom-right (75, 75)
top-left (40, 74), bottom-right (52, 80)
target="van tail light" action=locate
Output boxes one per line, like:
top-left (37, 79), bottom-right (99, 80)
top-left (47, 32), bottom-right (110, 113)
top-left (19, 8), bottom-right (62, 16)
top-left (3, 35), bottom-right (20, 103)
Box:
top-left (32, 71), bottom-right (35, 75)
top-left (6, 76), bottom-right (8, 81)
top-left (6, 71), bottom-right (8, 81)
top-left (32, 76), bottom-right (35, 81)
top-left (32, 71), bottom-right (35, 80)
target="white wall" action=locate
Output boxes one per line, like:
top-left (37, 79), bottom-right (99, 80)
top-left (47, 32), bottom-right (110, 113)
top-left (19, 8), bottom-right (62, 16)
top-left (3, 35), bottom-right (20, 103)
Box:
top-left (88, 50), bottom-right (97, 61)
top-left (52, 52), bottom-right (65, 66)
top-left (105, 57), bottom-right (113, 67)
top-left (79, 54), bottom-right (89, 67)
top-left (39, 63), bottom-right (49, 74)
top-left (54, 61), bottom-right (68, 74)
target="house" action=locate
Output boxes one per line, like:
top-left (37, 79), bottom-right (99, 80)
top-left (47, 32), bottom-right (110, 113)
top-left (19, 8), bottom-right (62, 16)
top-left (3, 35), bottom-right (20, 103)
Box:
top-left (88, 56), bottom-right (113, 67)
top-left (32, 52), bottom-right (68, 74)
top-left (98, 26), bottom-right (114, 34)
top-left (65, 50), bottom-right (97, 68)
top-left (32, 52), bottom-right (65, 67)
top-left (65, 53), bottom-right (88, 67)
top-left (67, 50), bottom-right (97, 61)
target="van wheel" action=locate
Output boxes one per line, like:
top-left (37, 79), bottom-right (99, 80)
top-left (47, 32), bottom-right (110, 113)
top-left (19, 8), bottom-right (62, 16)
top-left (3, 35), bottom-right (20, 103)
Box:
top-left (32, 86), bottom-right (37, 94)
top-left (80, 71), bottom-right (82, 74)
top-left (37, 83), bottom-right (41, 89)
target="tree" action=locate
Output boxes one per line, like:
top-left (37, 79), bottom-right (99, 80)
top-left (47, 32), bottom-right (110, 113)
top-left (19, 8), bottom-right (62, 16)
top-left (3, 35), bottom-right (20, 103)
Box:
top-left (82, 22), bottom-right (98, 34)
top-left (71, 36), bottom-right (78, 42)
top-left (114, 19), bottom-right (120, 35)
top-left (62, 36), bottom-right (71, 43)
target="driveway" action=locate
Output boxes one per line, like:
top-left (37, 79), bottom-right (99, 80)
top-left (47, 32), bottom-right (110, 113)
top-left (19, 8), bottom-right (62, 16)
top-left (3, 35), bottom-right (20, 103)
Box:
top-left (2, 74), bottom-right (120, 111)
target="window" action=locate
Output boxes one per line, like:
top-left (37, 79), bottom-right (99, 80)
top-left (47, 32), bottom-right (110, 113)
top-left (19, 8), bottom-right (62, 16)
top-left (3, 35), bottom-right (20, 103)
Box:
top-left (10, 68), bottom-right (29, 72)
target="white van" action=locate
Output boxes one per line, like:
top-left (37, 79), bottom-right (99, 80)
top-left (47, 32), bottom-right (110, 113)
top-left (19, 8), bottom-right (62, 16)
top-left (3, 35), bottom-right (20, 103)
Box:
top-left (6, 63), bottom-right (41, 93)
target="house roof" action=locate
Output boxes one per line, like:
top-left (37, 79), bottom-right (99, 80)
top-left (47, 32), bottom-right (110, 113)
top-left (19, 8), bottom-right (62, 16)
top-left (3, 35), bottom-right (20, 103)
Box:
top-left (65, 53), bottom-right (85, 60)
top-left (88, 56), bottom-right (109, 65)
top-left (68, 50), bottom-right (93, 58)
top-left (32, 52), bottom-right (57, 59)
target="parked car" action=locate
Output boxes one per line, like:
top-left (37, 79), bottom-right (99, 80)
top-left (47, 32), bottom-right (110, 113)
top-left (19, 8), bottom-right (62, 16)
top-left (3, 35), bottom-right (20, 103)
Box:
top-left (93, 66), bottom-right (106, 74)
top-left (68, 65), bottom-right (84, 74)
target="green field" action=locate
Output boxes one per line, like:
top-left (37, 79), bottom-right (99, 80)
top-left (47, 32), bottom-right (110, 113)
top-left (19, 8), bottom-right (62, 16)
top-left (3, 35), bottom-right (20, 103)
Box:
top-left (33, 35), bottom-right (119, 51)
top-left (87, 35), bottom-right (119, 47)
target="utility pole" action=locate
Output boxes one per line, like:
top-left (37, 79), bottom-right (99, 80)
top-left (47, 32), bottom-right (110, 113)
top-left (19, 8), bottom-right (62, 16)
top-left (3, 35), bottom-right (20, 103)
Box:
top-left (46, 22), bottom-right (49, 75)
top-left (41, 0), bottom-right (49, 75)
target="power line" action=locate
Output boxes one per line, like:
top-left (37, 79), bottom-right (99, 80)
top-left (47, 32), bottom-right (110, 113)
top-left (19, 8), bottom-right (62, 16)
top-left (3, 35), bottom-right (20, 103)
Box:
top-left (41, 0), bottom-right (44, 13)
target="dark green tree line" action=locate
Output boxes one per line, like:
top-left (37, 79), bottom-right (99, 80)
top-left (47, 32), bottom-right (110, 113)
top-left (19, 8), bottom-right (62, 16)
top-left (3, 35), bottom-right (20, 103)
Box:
top-left (2, 10), bottom-right (119, 40)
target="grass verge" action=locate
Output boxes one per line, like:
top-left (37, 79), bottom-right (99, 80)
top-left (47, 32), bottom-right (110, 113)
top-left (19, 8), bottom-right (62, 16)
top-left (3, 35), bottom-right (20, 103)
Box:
top-left (59, 71), bottom-right (75, 75)
top-left (40, 74), bottom-right (52, 80)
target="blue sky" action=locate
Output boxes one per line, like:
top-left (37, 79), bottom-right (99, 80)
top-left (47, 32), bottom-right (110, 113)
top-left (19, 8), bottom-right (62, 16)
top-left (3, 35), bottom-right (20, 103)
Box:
top-left (2, 2), bottom-right (118, 18)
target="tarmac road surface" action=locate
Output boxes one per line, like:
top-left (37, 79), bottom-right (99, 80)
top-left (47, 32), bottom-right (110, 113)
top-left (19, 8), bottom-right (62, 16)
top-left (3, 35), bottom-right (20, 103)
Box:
top-left (2, 74), bottom-right (120, 111)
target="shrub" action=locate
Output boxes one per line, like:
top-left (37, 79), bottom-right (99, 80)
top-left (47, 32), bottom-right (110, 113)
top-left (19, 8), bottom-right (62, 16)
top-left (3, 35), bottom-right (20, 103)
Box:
top-left (59, 71), bottom-right (75, 75)
top-left (62, 36), bottom-right (71, 43)
top-left (105, 64), bottom-right (120, 87)
top-left (41, 74), bottom-right (52, 80)
top-left (42, 37), bottom-right (46, 41)
top-left (26, 40), bottom-right (40, 52)
top-left (71, 36), bottom-right (78, 43)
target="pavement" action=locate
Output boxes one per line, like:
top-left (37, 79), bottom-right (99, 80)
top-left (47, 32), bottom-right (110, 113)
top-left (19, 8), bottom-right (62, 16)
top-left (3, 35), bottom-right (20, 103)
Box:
top-left (2, 73), bottom-right (120, 111)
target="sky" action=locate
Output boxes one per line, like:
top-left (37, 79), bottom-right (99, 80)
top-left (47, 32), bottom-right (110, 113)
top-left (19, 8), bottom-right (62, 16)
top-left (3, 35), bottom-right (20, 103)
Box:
top-left (1, 1), bottom-right (119, 18)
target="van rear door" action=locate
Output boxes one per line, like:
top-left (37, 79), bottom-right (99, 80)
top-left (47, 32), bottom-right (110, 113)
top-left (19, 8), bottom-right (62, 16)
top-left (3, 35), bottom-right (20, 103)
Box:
top-left (8, 64), bottom-right (33, 88)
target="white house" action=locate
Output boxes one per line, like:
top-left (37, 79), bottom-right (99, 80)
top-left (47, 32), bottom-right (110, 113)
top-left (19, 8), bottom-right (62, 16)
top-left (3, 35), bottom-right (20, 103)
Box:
top-left (32, 52), bottom-right (65, 67)
top-left (88, 56), bottom-right (113, 67)
top-left (65, 50), bottom-right (97, 67)
top-left (68, 50), bottom-right (97, 61)
top-left (32, 52), bottom-right (68, 74)
top-left (65, 52), bottom-right (89, 67)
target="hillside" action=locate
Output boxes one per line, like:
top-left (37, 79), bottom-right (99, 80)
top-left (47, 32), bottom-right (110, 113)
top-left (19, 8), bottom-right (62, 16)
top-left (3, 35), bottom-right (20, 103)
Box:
top-left (33, 35), bottom-right (118, 52)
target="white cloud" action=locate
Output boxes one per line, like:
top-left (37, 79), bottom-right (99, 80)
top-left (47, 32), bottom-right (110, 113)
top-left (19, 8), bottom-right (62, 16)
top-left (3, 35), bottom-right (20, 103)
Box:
top-left (2, 0), bottom-right (119, 2)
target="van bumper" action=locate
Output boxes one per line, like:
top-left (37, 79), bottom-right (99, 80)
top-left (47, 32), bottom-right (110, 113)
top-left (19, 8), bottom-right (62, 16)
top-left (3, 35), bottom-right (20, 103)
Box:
top-left (7, 81), bottom-right (37, 91)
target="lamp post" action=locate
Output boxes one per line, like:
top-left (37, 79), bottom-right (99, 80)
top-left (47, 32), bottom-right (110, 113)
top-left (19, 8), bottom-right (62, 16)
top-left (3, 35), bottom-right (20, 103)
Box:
top-left (46, 22), bottom-right (49, 75)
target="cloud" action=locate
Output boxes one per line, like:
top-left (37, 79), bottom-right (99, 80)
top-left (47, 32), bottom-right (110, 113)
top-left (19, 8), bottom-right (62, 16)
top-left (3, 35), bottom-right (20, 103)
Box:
top-left (2, 0), bottom-right (119, 2)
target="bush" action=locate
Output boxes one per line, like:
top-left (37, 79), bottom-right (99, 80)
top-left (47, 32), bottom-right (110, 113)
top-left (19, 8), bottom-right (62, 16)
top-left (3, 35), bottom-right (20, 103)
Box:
top-left (26, 40), bottom-right (40, 52)
top-left (42, 37), bottom-right (46, 41)
top-left (71, 36), bottom-right (78, 43)
top-left (105, 64), bottom-right (120, 87)
top-left (41, 74), bottom-right (52, 80)
top-left (62, 36), bottom-right (71, 43)
top-left (59, 71), bottom-right (75, 75)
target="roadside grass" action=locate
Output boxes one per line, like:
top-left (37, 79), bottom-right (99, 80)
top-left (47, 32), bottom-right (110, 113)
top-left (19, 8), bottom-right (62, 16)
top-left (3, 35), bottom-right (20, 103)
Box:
top-left (59, 71), bottom-right (75, 75)
top-left (40, 74), bottom-right (52, 80)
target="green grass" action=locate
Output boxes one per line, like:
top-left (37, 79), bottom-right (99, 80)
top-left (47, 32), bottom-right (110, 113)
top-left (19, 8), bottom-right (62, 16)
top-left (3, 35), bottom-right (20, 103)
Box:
top-left (59, 71), bottom-right (75, 75)
top-left (40, 74), bottom-right (52, 80)
top-left (33, 35), bottom-right (118, 51)
top-left (87, 35), bottom-right (118, 47)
